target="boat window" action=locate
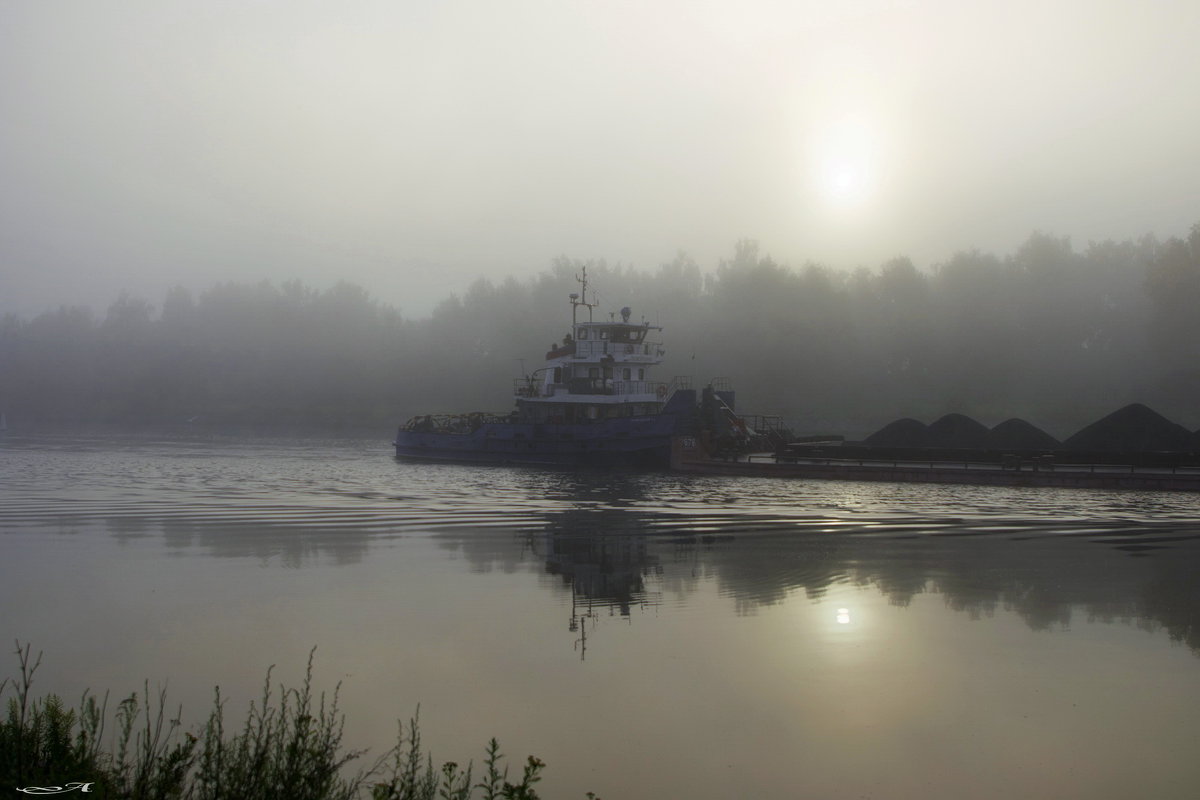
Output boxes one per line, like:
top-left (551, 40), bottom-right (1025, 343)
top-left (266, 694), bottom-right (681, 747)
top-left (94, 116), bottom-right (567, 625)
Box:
top-left (638, 368), bottom-right (644, 380)
top-left (623, 368), bottom-right (631, 380)
top-left (553, 367), bottom-right (562, 383)
top-left (577, 328), bottom-right (588, 340)
top-left (588, 367), bottom-right (599, 379)
top-left (607, 327), bottom-right (646, 344)
top-left (599, 329), bottom-right (609, 340)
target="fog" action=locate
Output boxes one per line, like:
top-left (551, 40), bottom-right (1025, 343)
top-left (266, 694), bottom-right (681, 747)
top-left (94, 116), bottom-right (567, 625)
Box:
top-left (3, 1), bottom-right (1200, 319)
top-left (3, 227), bottom-right (1199, 438)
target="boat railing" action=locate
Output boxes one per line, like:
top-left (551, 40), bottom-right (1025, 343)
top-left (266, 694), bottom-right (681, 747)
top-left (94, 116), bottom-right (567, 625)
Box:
top-left (514, 378), bottom-right (540, 397)
top-left (565, 379), bottom-right (664, 397)
top-left (573, 340), bottom-right (662, 360)
top-left (403, 412), bottom-right (512, 434)
top-left (610, 380), bottom-right (664, 396)
top-left (517, 378), bottom-right (669, 398)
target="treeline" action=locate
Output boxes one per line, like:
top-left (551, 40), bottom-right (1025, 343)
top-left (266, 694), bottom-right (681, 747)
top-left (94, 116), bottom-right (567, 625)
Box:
top-left (2, 225), bottom-right (1198, 437)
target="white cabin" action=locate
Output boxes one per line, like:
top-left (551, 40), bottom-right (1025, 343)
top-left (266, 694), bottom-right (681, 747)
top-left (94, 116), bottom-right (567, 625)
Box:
top-left (512, 272), bottom-right (671, 422)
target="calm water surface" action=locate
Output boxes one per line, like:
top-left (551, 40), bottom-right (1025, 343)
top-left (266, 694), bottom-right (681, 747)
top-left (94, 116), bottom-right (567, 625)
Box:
top-left (3, 433), bottom-right (1200, 799)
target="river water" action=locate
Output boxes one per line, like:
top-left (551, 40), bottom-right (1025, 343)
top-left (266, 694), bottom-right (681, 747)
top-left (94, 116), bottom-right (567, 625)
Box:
top-left (2, 433), bottom-right (1200, 798)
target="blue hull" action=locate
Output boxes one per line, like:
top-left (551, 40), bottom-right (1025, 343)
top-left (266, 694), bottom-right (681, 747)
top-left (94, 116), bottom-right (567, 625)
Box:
top-left (394, 413), bottom-right (681, 468)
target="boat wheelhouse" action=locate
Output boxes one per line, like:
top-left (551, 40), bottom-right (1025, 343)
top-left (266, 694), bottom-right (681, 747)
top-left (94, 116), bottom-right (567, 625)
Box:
top-left (514, 275), bottom-right (670, 424)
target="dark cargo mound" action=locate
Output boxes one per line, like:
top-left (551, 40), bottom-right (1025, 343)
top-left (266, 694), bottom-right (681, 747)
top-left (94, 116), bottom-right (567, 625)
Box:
top-left (926, 413), bottom-right (990, 449)
top-left (864, 418), bottom-right (928, 448)
top-left (985, 418), bottom-right (1060, 451)
top-left (1063, 403), bottom-right (1194, 453)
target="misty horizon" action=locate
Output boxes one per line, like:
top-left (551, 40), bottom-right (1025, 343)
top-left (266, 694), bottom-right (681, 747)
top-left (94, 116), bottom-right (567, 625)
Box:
top-left (0, 223), bottom-right (1191, 323)
top-left (4, 223), bottom-right (1199, 439)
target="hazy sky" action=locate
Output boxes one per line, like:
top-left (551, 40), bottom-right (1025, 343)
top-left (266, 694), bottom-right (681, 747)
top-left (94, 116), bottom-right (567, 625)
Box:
top-left (2, 0), bottom-right (1198, 318)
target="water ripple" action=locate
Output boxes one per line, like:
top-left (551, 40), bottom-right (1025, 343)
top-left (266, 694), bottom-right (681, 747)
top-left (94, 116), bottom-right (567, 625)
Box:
top-left (3, 435), bottom-right (1200, 545)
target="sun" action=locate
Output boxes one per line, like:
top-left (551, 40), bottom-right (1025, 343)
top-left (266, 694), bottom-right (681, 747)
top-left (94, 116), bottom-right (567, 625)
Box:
top-left (808, 114), bottom-right (881, 209)
top-left (826, 161), bottom-right (870, 203)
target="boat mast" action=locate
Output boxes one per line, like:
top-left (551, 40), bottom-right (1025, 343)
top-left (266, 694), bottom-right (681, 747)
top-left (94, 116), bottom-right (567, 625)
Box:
top-left (570, 267), bottom-right (596, 325)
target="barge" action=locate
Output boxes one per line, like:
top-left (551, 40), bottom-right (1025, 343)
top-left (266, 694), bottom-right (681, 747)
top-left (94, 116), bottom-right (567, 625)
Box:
top-left (671, 434), bottom-right (1200, 491)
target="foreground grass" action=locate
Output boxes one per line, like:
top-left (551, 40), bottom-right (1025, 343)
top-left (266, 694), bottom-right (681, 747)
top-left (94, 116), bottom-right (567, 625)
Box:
top-left (1, 642), bottom-right (592, 800)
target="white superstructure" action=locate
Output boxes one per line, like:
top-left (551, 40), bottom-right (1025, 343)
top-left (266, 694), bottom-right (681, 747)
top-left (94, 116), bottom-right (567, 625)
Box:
top-left (513, 269), bottom-right (672, 423)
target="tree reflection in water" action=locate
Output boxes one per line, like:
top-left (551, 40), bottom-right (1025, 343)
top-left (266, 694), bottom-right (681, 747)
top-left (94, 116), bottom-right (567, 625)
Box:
top-left (437, 495), bottom-right (1200, 657)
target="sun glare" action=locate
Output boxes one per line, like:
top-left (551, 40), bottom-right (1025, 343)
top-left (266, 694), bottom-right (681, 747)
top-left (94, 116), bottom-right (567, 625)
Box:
top-left (808, 114), bottom-right (881, 209)
top-left (828, 163), bottom-right (868, 200)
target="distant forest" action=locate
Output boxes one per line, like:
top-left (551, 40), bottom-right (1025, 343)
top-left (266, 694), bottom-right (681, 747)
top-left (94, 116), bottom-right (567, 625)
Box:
top-left (3, 225), bottom-right (1199, 438)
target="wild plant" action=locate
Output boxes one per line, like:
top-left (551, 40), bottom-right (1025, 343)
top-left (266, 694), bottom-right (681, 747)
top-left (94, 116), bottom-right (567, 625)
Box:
top-left (188, 649), bottom-right (361, 800)
top-left (1, 641), bottom-right (589, 799)
top-left (0, 641), bottom-right (113, 793)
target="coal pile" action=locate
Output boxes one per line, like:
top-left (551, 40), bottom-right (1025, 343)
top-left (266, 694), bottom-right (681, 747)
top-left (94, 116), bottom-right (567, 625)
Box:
top-left (862, 404), bottom-right (1194, 455)
top-left (926, 413), bottom-right (990, 449)
top-left (864, 418), bottom-right (928, 448)
top-left (985, 418), bottom-right (1060, 451)
top-left (1062, 403), bottom-right (1194, 453)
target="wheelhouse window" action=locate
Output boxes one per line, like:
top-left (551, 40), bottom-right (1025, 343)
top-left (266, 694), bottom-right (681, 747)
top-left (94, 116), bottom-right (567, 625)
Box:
top-left (610, 326), bottom-right (647, 344)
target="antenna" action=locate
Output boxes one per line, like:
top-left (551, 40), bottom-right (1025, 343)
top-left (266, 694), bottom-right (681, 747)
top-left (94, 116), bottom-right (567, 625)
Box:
top-left (571, 266), bottom-right (595, 325)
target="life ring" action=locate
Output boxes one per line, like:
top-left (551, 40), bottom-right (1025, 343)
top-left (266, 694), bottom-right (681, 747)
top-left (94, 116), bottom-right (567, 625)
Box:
top-left (656, 385), bottom-right (668, 400)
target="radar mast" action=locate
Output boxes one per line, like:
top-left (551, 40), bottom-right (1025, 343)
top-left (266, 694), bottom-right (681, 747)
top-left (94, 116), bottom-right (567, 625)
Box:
top-left (570, 267), bottom-right (596, 325)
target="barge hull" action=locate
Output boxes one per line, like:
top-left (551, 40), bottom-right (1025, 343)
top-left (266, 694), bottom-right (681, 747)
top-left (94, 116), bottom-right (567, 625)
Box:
top-left (670, 437), bottom-right (1200, 491)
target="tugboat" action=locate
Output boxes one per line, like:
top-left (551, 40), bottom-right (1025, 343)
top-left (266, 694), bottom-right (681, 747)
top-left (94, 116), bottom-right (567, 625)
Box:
top-left (393, 269), bottom-right (700, 467)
